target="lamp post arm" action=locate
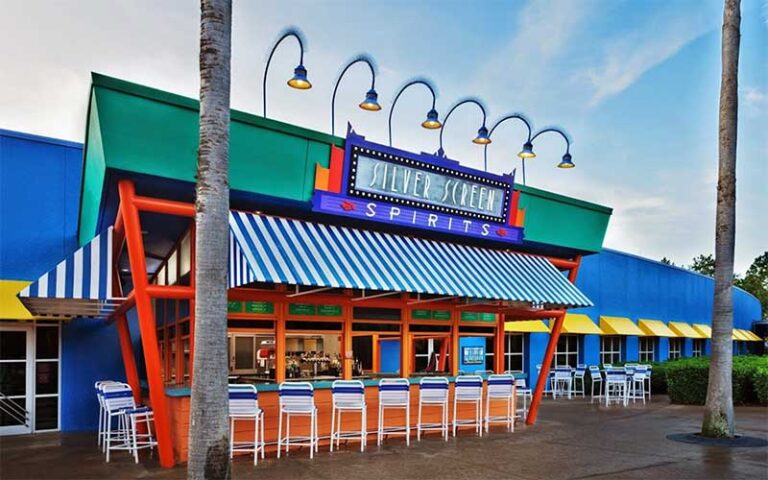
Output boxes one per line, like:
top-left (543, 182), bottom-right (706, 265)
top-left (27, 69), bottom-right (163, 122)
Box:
top-left (483, 113), bottom-right (534, 172)
top-left (438, 98), bottom-right (487, 156)
top-left (531, 127), bottom-right (571, 154)
top-left (263, 29), bottom-right (305, 117)
top-left (388, 79), bottom-right (438, 146)
top-left (331, 56), bottom-right (377, 136)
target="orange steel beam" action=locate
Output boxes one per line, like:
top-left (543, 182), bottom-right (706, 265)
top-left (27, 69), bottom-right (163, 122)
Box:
top-left (372, 334), bottom-right (380, 373)
top-left (146, 285), bottom-right (195, 299)
top-left (132, 195), bottom-right (195, 217)
top-left (401, 303), bottom-right (411, 377)
top-left (118, 180), bottom-right (175, 468)
top-left (112, 263), bottom-right (140, 403)
top-left (504, 309), bottom-right (567, 319)
top-left (525, 256), bottom-right (582, 426)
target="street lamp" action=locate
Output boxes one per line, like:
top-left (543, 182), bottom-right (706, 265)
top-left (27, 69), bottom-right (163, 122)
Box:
top-left (530, 127), bottom-right (574, 169)
top-left (436, 98), bottom-right (490, 158)
top-left (330, 55), bottom-right (380, 136)
top-left (387, 79), bottom-right (441, 147)
top-left (482, 113), bottom-right (534, 173)
top-left (262, 28), bottom-right (311, 118)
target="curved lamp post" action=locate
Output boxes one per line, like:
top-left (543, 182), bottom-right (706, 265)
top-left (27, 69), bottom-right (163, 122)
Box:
top-left (437, 98), bottom-right (490, 157)
top-left (387, 79), bottom-right (441, 147)
top-left (262, 29), bottom-right (311, 117)
top-left (530, 127), bottom-right (574, 169)
top-left (330, 55), bottom-right (380, 136)
top-left (482, 113), bottom-right (534, 174)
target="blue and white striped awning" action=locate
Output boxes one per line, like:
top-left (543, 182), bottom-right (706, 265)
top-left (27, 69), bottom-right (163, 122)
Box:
top-left (18, 227), bottom-right (122, 318)
top-left (229, 211), bottom-right (592, 308)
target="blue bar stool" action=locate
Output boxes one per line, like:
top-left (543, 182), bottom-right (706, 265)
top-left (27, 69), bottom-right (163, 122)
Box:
top-left (452, 375), bottom-right (483, 437)
top-left (228, 384), bottom-right (264, 465)
top-left (101, 383), bottom-right (156, 463)
top-left (484, 374), bottom-right (515, 433)
top-left (417, 377), bottom-right (449, 441)
top-left (277, 382), bottom-right (318, 459)
top-left (377, 378), bottom-right (411, 446)
top-left (330, 380), bottom-right (367, 452)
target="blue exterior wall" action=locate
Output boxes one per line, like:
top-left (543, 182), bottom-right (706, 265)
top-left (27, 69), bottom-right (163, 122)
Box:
top-left (0, 130), bottom-right (136, 432)
top-left (0, 130), bottom-right (82, 279)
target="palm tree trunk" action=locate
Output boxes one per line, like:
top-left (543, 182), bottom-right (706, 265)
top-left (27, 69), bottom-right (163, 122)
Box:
top-left (188, 0), bottom-right (232, 478)
top-left (702, 0), bottom-right (740, 438)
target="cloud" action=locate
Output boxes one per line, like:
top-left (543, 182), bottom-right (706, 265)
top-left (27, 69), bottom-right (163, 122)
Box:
top-left (743, 86), bottom-right (767, 109)
top-left (586, 17), bottom-right (714, 107)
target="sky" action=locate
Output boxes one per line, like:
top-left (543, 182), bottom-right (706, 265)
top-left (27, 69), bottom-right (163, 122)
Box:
top-left (0, 0), bottom-right (766, 273)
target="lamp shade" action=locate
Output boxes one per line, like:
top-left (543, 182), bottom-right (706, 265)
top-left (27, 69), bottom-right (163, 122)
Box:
top-left (558, 152), bottom-right (575, 168)
top-left (287, 64), bottom-right (312, 90)
top-left (359, 88), bottom-right (382, 111)
top-left (421, 109), bottom-right (442, 129)
top-left (472, 125), bottom-right (492, 145)
top-left (518, 141), bottom-right (536, 159)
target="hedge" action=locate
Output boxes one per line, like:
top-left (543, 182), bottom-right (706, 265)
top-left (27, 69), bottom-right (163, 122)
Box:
top-left (665, 355), bottom-right (768, 405)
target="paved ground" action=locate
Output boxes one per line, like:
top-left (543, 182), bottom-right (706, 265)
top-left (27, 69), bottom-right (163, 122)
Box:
top-left (1, 396), bottom-right (766, 479)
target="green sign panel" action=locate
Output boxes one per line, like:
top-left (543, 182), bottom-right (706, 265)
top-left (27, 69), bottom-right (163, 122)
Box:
top-left (244, 301), bottom-right (274, 314)
top-left (461, 312), bottom-right (497, 322)
top-left (227, 301), bottom-right (243, 313)
top-left (289, 303), bottom-right (342, 316)
top-left (317, 304), bottom-right (342, 316)
top-left (412, 309), bottom-right (452, 321)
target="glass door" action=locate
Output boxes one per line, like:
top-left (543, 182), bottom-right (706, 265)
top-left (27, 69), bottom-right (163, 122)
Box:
top-left (0, 325), bottom-right (33, 435)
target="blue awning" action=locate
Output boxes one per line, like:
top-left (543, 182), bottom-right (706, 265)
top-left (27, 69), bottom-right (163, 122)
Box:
top-left (229, 211), bottom-right (592, 308)
top-left (18, 227), bottom-right (122, 319)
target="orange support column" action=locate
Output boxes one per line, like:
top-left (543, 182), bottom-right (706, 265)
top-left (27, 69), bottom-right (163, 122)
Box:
top-left (118, 180), bottom-right (175, 468)
top-left (275, 302), bottom-right (286, 383)
top-left (342, 305), bottom-right (353, 379)
top-left (372, 334), bottom-right (380, 373)
top-left (451, 309), bottom-right (460, 375)
top-left (116, 314), bottom-right (141, 402)
top-left (401, 303), bottom-right (411, 377)
top-left (495, 314), bottom-right (505, 373)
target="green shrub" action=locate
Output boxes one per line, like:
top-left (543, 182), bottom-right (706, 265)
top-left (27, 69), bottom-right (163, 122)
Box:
top-left (753, 366), bottom-right (768, 405)
top-left (665, 355), bottom-right (768, 405)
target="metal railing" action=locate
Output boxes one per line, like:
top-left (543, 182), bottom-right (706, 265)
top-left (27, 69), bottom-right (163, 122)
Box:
top-left (0, 391), bottom-right (29, 427)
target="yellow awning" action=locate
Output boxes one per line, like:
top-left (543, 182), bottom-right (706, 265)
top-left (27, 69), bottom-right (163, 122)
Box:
top-left (743, 330), bottom-right (763, 342)
top-left (638, 319), bottom-right (678, 337)
top-left (733, 329), bottom-right (751, 341)
top-left (600, 316), bottom-right (644, 336)
top-left (669, 322), bottom-right (706, 339)
top-left (552, 314), bottom-right (604, 335)
top-left (692, 324), bottom-right (712, 338)
top-left (0, 280), bottom-right (34, 320)
top-left (504, 320), bottom-right (550, 333)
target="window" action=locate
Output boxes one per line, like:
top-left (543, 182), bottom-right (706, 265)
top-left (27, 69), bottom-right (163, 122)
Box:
top-left (228, 334), bottom-right (276, 382)
top-left (639, 337), bottom-right (656, 362)
top-left (555, 335), bottom-right (579, 368)
top-left (600, 336), bottom-right (622, 365)
top-left (504, 333), bottom-right (524, 372)
top-left (692, 339), bottom-right (704, 357)
top-left (669, 338), bottom-right (683, 359)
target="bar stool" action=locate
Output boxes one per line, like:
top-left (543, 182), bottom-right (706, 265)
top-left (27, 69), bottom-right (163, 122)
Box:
top-left (452, 375), bottom-right (483, 437)
top-left (588, 365), bottom-right (603, 403)
top-left (417, 377), bottom-right (449, 441)
top-left (628, 365), bottom-right (648, 404)
top-left (228, 384), bottom-right (264, 465)
top-left (605, 369), bottom-right (627, 406)
top-left (505, 372), bottom-right (531, 419)
top-left (552, 367), bottom-right (573, 399)
top-left (485, 374), bottom-right (515, 433)
top-left (101, 383), bottom-right (156, 463)
top-left (573, 365), bottom-right (587, 398)
top-left (95, 380), bottom-right (121, 450)
top-left (277, 382), bottom-right (318, 459)
top-left (377, 378), bottom-right (411, 446)
top-left (330, 380), bottom-right (367, 452)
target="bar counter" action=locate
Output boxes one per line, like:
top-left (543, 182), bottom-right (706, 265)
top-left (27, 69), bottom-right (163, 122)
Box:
top-left (159, 373), bottom-right (524, 462)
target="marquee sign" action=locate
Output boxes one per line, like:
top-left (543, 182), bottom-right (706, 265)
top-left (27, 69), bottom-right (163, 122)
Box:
top-left (312, 129), bottom-right (523, 244)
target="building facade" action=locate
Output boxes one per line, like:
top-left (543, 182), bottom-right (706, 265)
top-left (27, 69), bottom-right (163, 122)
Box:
top-left (0, 75), bottom-right (762, 463)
